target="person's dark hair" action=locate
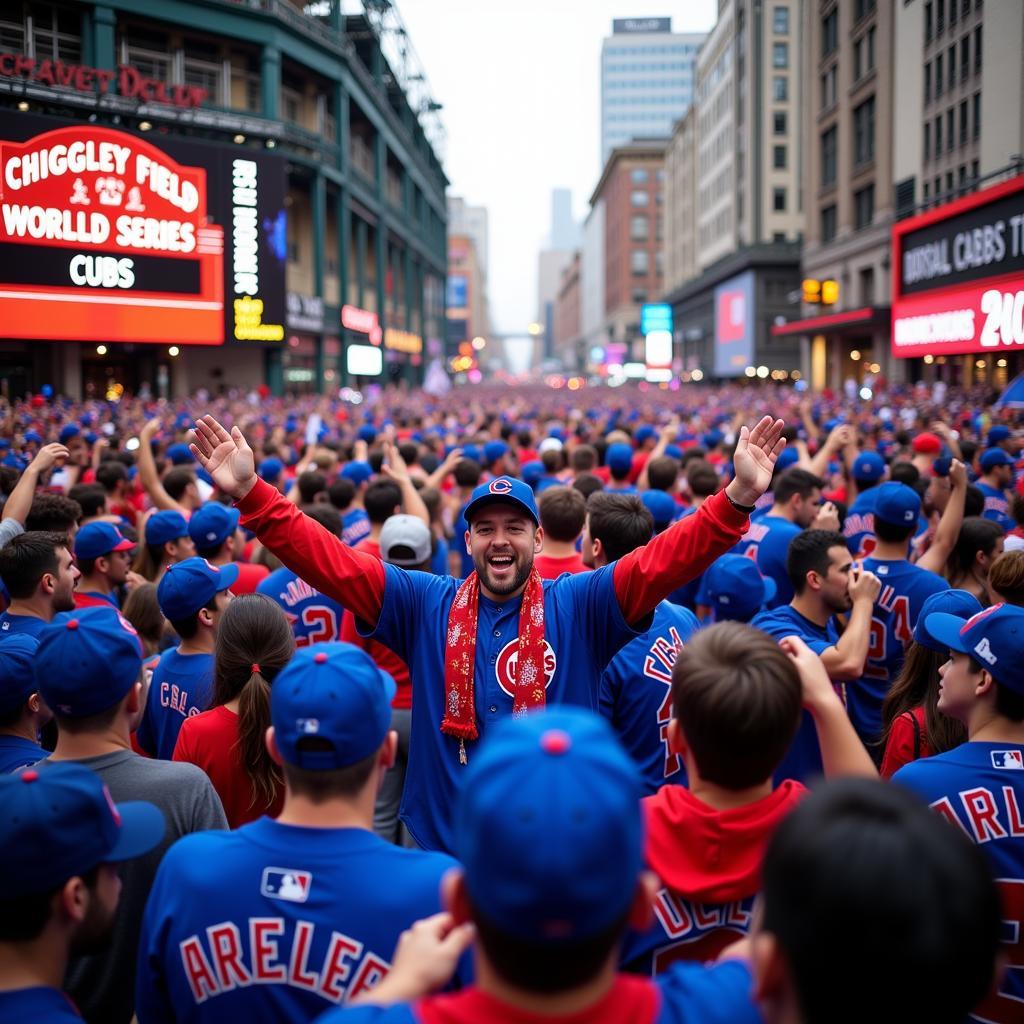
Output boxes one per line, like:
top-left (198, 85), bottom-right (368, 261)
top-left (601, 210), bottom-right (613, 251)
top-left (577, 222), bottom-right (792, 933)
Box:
top-left (368, 449), bottom-right (385, 474)
top-left (890, 461), bottom-right (921, 487)
top-left (297, 470), bottom-right (327, 505)
top-left (963, 484), bottom-right (985, 518)
top-left (95, 460), bottom-right (128, 494)
top-left (162, 467), bottom-right (196, 502)
top-left (282, 743), bottom-right (378, 800)
top-left (53, 699), bottom-right (124, 734)
top-left (761, 778), bottom-right (1002, 1024)
top-left (774, 468), bottom-right (824, 507)
top-left (874, 516), bottom-right (917, 544)
top-left (469, 904), bottom-right (629, 995)
top-left (68, 484), bottom-right (107, 520)
top-left (946, 517), bottom-right (1004, 586)
top-left (959, 438), bottom-right (979, 466)
top-left (397, 442), bottom-right (419, 467)
top-left (672, 623), bottom-right (801, 788)
top-left (454, 458), bottom-right (483, 489)
top-left (585, 492), bottom-right (653, 563)
top-left (122, 582), bottom-right (167, 657)
top-left (685, 460), bottom-right (719, 499)
top-left (169, 594), bottom-right (221, 642)
top-left (646, 455), bottom-right (680, 492)
top-left (995, 677), bottom-right (1024, 723)
top-left (363, 480), bottom-right (402, 526)
top-left (26, 494), bottom-right (81, 534)
top-left (1010, 492), bottom-right (1024, 530)
top-left (787, 529), bottom-right (848, 595)
top-left (132, 542), bottom-right (168, 583)
top-left (569, 445), bottom-right (598, 474)
top-left (988, 549), bottom-right (1024, 606)
top-left (0, 465), bottom-right (18, 498)
top-left (0, 532), bottom-right (66, 599)
top-left (538, 486), bottom-right (587, 543)
top-left (302, 502), bottom-right (342, 537)
top-left (211, 594), bottom-right (295, 810)
top-left (679, 447), bottom-right (708, 467)
top-left (0, 865), bottom-right (102, 943)
top-left (419, 486), bottom-right (443, 525)
top-left (541, 449), bottom-right (564, 473)
top-left (572, 473), bottom-right (604, 501)
top-left (327, 477), bottom-right (356, 511)
top-left (881, 642), bottom-right (966, 759)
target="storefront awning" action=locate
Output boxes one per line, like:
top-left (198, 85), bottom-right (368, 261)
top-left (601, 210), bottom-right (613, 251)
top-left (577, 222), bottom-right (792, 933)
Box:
top-left (770, 306), bottom-right (889, 338)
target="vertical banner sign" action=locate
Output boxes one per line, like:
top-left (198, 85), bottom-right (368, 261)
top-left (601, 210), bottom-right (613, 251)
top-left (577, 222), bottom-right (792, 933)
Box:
top-left (0, 124), bottom-right (224, 343)
top-left (714, 271), bottom-right (756, 377)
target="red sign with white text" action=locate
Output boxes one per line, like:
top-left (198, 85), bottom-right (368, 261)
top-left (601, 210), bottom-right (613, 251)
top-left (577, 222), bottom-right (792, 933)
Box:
top-left (0, 125), bottom-right (224, 344)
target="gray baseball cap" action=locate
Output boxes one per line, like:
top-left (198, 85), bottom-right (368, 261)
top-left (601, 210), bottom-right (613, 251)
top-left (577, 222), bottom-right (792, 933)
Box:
top-left (379, 514), bottom-right (433, 567)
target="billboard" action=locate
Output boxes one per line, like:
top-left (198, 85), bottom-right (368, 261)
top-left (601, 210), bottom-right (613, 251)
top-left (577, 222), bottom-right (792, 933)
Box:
top-left (612, 17), bottom-right (671, 33)
top-left (892, 175), bottom-right (1024, 357)
top-left (0, 113), bottom-right (285, 346)
top-left (446, 274), bottom-right (467, 311)
top-left (714, 271), bottom-right (755, 377)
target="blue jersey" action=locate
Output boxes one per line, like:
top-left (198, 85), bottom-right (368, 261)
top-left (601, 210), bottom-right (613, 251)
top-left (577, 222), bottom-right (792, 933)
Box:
top-left (0, 612), bottom-right (47, 638)
top-left (752, 605), bottom-right (840, 785)
top-left (978, 482), bottom-right (1013, 532)
top-left (318, 959), bottom-right (760, 1024)
top-left (850, 558), bottom-right (948, 746)
top-left (430, 536), bottom-right (449, 577)
top-left (0, 734), bottom-right (42, 773)
top-left (341, 509), bottom-right (371, 548)
top-left (0, 987), bottom-right (82, 1022)
top-left (136, 819), bottom-right (463, 1024)
top-left (844, 488), bottom-right (878, 556)
top-left (732, 515), bottom-right (800, 608)
top-left (136, 648), bottom-right (214, 760)
top-left (895, 742), bottom-right (1024, 1021)
top-left (361, 563), bottom-right (639, 852)
top-left (258, 568), bottom-right (345, 648)
top-left (599, 602), bottom-right (700, 794)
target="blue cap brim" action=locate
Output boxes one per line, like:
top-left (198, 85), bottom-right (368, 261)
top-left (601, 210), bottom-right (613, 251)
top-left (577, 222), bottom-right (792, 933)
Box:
top-left (217, 563), bottom-right (240, 592)
top-left (761, 575), bottom-right (777, 605)
top-left (107, 800), bottom-right (165, 861)
top-left (923, 612), bottom-right (973, 655)
top-left (378, 668), bottom-right (397, 706)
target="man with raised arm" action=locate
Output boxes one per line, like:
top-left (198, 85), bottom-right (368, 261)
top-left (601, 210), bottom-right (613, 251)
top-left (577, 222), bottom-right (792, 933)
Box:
top-left (191, 413), bottom-right (785, 853)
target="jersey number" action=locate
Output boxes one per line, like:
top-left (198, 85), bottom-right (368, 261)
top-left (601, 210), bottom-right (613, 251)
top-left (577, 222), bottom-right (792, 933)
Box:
top-left (972, 878), bottom-right (1024, 1023)
top-left (287, 607), bottom-right (340, 647)
top-left (865, 596), bottom-right (912, 680)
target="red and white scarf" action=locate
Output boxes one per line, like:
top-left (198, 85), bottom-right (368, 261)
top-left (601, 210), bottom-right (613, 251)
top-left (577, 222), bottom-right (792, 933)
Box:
top-left (441, 567), bottom-right (546, 763)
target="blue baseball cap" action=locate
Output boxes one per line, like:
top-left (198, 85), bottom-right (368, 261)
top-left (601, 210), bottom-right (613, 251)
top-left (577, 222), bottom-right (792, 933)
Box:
top-left (980, 448), bottom-right (1014, 472)
top-left (271, 643), bottom-right (396, 770)
top-left (641, 489), bottom-right (678, 529)
top-left (463, 476), bottom-right (539, 526)
top-left (462, 444), bottom-right (482, 464)
top-left (635, 425), bottom-right (656, 445)
top-left (23, 431), bottom-right (43, 444)
top-left (58, 423), bottom-right (80, 443)
top-left (0, 762), bottom-right (164, 895)
top-left (853, 451), bottom-right (886, 483)
top-left (776, 447), bottom-right (800, 471)
top-left (166, 442), bottom-right (194, 465)
top-left (913, 589), bottom-right (983, 653)
top-left (0, 635), bottom-right (40, 715)
top-left (703, 429), bottom-right (724, 449)
top-left (157, 557), bottom-right (238, 621)
top-left (483, 440), bottom-right (509, 466)
top-left (988, 425), bottom-right (1011, 446)
top-left (357, 425), bottom-right (378, 443)
top-left (259, 457), bottom-right (284, 483)
top-left (454, 708), bottom-right (643, 943)
top-left (521, 460), bottom-right (545, 488)
top-left (926, 604), bottom-right (1024, 693)
top-left (145, 510), bottom-right (190, 546)
top-left (341, 460), bottom-right (373, 486)
top-left (35, 607), bottom-right (144, 718)
top-left (606, 443), bottom-right (634, 474)
top-left (188, 502), bottom-right (241, 549)
top-left (872, 482), bottom-right (921, 527)
top-left (664, 444), bottom-right (683, 460)
top-left (702, 554), bottom-right (777, 621)
top-left (74, 522), bottom-right (134, 561)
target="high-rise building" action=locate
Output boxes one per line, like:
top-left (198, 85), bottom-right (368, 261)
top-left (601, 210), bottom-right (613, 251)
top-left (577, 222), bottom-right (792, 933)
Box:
top-left (448, 197), bottom-right (490, 280)
top-left (600, 17), bottom-right (704, 162)
top-left (550, 188), bottom-right (581, 250)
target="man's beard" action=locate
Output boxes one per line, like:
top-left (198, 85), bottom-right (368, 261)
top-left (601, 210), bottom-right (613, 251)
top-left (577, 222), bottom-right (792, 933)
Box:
top-left (475, 551), bottom-right (533, 596)
top-left (71, 891), bottom-right (119, 956)
top-left (53, 589), bottom-right (76, 613)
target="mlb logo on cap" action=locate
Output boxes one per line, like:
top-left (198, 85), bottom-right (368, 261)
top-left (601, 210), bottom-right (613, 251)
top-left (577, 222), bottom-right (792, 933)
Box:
top-left (925, 603), bottom-right (1024, 694)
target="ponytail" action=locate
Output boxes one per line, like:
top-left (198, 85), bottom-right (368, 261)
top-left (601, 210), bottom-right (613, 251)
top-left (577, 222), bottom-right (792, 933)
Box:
top-left (236, 666), bottom-right (282, 810)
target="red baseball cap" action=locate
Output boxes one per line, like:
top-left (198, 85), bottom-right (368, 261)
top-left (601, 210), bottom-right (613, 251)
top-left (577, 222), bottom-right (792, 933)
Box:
top-left (911, 432), bottom-right (942, 455)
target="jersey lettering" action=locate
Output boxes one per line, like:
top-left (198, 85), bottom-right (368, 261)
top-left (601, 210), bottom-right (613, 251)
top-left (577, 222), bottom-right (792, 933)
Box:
top-left (651, 890), bottom-right (752, 973)
top-left (931, 788), bottom-right (1024, 844)
top-left (972, 879), bottom-right (1024, 1023)
top-left (288, 921), bottom-right (319, 990)
top-left (319, 933), bottom-right (362, 1001)
top-left (207, 923), bottom-right (251, 992)
top-left (348, 953), bottom-right (390, 1000)
top-left (180, 936), bottom-right (219, 1003)
top-left (159, 682), bottom-right (201, 718)
top-left (249, 919), bottom-right (287, 982)
top-left (645, 627), bottom-right (686, 780)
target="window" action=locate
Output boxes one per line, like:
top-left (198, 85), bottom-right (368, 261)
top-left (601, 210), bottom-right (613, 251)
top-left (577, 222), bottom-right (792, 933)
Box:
top-left (960, 37), bottom-right (969, 80)
top-left (962, 0), bottom-right (970, 16)
top-left (821, 126), bottom-right (838, 186)
top-left (773, 75), bottom-right (788, 100)
top-left (937, 0), bottom-right (945, 34)
top-left (631, 169), bottom-right (649, 184)
top-left (974, 25), bottom-right (982, 71)
top-left (854, 185), bottom-right (875, 230)
top-left (946, 171), bottom-right (954, 193)
top-left (631, 190), bottom-right (648, 207)
top-left (935, 54), bottom-right (943, 96)
top-left (855, 37), bottom-right (864, 81)
top-left (867, 27), bottom-right (876, 71)
top-left (925, 2), bottom-right (933, 43)
top-left (924, 121), bottom-right (931, 160)
top-left (855, 0), bottom-right (876, 19)
top-left (859, 266), bottom-right (875, 304)
top-left (821, 204), bottom-right (838, 243)
top-left (32, 6), bottom-right (81, 63)
top-left (935, 115), bottom-right (942, 153)
top-left (853, 97), bottom-right (876, 165)
top-left (950, 0), bottom-right (958, 23)
top-left (821, 65), bottom-right (837, 108)
top-left (924, 181), bottom-right (931, 200)
top-left (631, 250), bottom-right (649, 275)
top-left (772, 42), bottom-right (788, 69)
top-left (773, 6), bottom-right (789, 33)
top-left (947, 109), bottom-right (954, 150)
top-left (773, 187), bottom-right (787, 212)
top-left (773, 145), bottom-right (787, 169)
top-left (655, 252), bottom-right (664, 277)
top-left (972, 158), bottom-right (980, 180)
top-left (924, 63), bottom-right (931, 104)
top-left (948, 45), bottom-right (955, 89)
top-left (973, 91), bottom-right (980, 138)
top-left (959, 100), bottom-right (968, 144)
top-left (631, 289), bottom-right (648, 304)
top-left (773, 111), bottom-right (787, 135)
top-left (630, 215), bottom-right (648, 241)
top-left (821, 11), bottom-right (838, 58)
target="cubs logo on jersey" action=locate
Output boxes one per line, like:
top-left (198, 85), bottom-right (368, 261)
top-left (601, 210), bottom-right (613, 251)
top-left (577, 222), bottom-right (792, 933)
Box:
top-left (495, 639), bottom-right (556, 697)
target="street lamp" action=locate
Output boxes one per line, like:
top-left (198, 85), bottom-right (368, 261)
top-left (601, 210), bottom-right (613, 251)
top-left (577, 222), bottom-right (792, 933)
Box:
top-left (471, 336), bottom-right (486, 351)
top-left (527, 322), bottom-right (542, 336)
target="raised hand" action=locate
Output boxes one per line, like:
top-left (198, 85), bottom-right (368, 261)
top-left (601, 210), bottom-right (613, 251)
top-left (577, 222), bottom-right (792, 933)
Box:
top-left (29, 442), bottom-right (70, 474)
top-left (726, 416), bottom-right (786, 507)
top-left (190, 415), bottom-right (257, 500)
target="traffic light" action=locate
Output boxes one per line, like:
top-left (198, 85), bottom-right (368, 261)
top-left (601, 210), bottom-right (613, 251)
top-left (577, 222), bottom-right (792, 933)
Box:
top-left (802, 278), bottom-right (839, 305)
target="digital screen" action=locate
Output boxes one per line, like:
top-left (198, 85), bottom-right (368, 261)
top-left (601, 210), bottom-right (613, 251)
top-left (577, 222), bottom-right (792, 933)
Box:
top-left (347, 343), bottom-right (383, 376)
top-left (713, 271), bottom-right (756, 377)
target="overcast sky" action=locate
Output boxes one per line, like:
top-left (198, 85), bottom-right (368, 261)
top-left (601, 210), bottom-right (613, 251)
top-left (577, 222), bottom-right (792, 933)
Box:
top-left (398, 0), bottom-right (717, 337)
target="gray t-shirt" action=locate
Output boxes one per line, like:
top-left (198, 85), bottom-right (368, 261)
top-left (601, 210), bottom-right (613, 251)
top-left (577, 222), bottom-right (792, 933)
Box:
top-left (40, 749), bottom-right (227, 1024)
top-left (0, 518), bottom-right (24, 548)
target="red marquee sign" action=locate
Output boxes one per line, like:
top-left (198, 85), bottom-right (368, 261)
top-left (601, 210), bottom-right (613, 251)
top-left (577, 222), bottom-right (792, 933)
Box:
top-left (0, 125), bottom-right (224, 345)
